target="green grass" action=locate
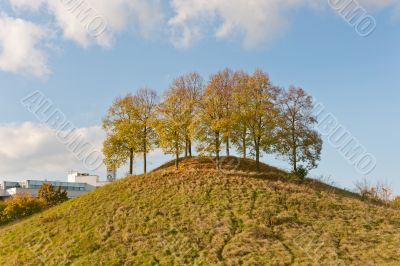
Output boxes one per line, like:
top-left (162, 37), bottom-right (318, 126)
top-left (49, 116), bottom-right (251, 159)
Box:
top-left (0, 157), bottom-right (399, 265)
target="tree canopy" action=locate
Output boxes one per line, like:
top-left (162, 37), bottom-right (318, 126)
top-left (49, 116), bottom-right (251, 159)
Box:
top-left (103, 89), bottom-right (158, 174)
top-left (102, 69), bottom-right (323, 175)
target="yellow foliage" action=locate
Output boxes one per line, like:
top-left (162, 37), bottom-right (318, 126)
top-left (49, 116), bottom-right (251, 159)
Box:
top-left (393, 196), bottom-right (400, 206)
top-left (0, 194), bottom-right (45, 224)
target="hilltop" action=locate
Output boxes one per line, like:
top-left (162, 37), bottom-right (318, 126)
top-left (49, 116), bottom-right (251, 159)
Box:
top-left (0, 157), bottom-right (399, 265)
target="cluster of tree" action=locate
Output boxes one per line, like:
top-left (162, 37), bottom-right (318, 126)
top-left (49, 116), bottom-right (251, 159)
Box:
top-left (103, 68), bottom-right (323, 174)
top-left (38, 183), bottom-right (69, 206)
top-left (0, 184), bottom-right (68, 226)
top-left (0, 195), bottom-right (44, 225)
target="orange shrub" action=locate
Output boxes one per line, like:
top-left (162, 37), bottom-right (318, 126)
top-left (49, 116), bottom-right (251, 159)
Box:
top-left (1, 194), bottom-right (45, 223)
top-left (393, 196), bottom-right (400, 207)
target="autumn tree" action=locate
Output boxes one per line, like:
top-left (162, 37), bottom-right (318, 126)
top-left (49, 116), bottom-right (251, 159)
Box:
top-left (102, 69), bottom-right (324, 176)
top-left (196, 69), bottom-right (233, 168)
top-left (155, 87), bottom-right (186, 169)
top-left (103, 134), bottom-right (134, 173)
top-left (239, 70), bottom-right (279, 171)
top-left (38, 183), bottom-right (68, 206)
top-left (231, 70), bottom-right (251, 159)
top-left (232, 70), bottom-right (278, 169)
top-left (102, 94), bottom-right (139, 175)
top-left (275, 86), bottom-right (323, 172)
top-left (170, 72), bottom-right (204, 157)
top-left (133, 88), bottom-right (158, 174)
top-left (218, 68), bottom-right (234, 156)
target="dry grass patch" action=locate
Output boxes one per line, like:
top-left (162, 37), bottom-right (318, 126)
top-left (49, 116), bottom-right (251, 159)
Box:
top-left (0, 157), bottom-right (399, 265)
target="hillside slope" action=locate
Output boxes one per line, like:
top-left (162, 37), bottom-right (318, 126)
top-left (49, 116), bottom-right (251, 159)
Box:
top-left (0, 157), bottom-right (399, 265)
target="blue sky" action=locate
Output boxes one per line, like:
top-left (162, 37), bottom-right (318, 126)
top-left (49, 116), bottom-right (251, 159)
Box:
top-left (0, 0), bottom-right (399, 194)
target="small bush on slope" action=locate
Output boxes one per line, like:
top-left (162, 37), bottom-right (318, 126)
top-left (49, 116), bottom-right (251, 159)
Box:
top-left (0, 201), bottom-right (6, 224)
top-left (0, 158), bottom-right (399, 265)
top-left (0, 183), bottom-right (69, 227)
top-left (0, 195), bottom-right (45, 225)
top-left (38, 183), bottom-right (69, 206)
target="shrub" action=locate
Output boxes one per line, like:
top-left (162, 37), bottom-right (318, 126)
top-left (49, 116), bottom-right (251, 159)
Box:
top-left (38, 183), bottom-right (68, 206)
top-left (355, 179), bottom-right (374, 200)
top-left (355, 179), bottom-right (393, 203)
top-left (2, 195), bottom-right (45, 222)
top-left (292, 166), bottom-right (308, 180)
top-left (393, 196), bottom-right (400, 207)
top-left (0, 202), bottom-right (6, 225)
top-left (0, 184), bottom-right (69, 226)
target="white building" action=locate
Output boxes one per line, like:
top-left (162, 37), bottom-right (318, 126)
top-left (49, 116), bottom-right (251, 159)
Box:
top-left (0, 172), bottom-right (112, 200)
top-left (68, 172), bottom-right (110, 188)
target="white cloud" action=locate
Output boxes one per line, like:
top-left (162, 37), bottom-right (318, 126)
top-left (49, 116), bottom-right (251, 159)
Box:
top-left (168, 0), bottom-right (400, 48)
top-left (0, 13), bottom-right (50, 77)
top-left (0, 0), bottom-right (164, 77)
top-left (6, 0), bottom-right (400, 50)
top-left (2, 0), bottom-right (400, 77)
top-left (0, 122), bottom-right (167, 181)
top-left (168, 0), bottom-right (316, 48)
top-left (0, 122), bottom-right (105, 181)
top-left (10, 0), bottom-right (164, 48)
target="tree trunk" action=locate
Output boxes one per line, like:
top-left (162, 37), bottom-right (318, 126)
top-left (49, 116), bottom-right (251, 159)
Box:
top-left (255, 138), bottom-right (260, 172)
top-left (175, 152), bottom-right (179, 170)
top-left (226, 138), bottom-right (230, 157)
top-left (143, 127), bottom-right (147, 174)
top-left (291, 124), bottom-right (297, 173)
top-left (215, 131), bottom-right (220, 169)
top-left (175, 134), bottom-right (179, 170)
top-left (129, 148), bottom-right (134, 175)
top-left (188, 139), bottom-right (192, 157)
top-left (255, 148), bottom-right (260, 172)
top-left (242, 128), bottom-right (247, 159)
top-left (143, 151), bottom-right (147, 174)
top-left (184, 136), bottom-right (188, 158)
top-left (292, 146), bottom-right (297, 172)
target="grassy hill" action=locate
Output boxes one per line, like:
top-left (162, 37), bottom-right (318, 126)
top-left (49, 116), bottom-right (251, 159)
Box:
top-left (0, 157), bottom-right (399, 265)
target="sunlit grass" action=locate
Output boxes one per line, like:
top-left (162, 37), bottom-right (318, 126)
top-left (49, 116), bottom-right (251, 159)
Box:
top-left (0, 157), bottom-right (399, 265)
